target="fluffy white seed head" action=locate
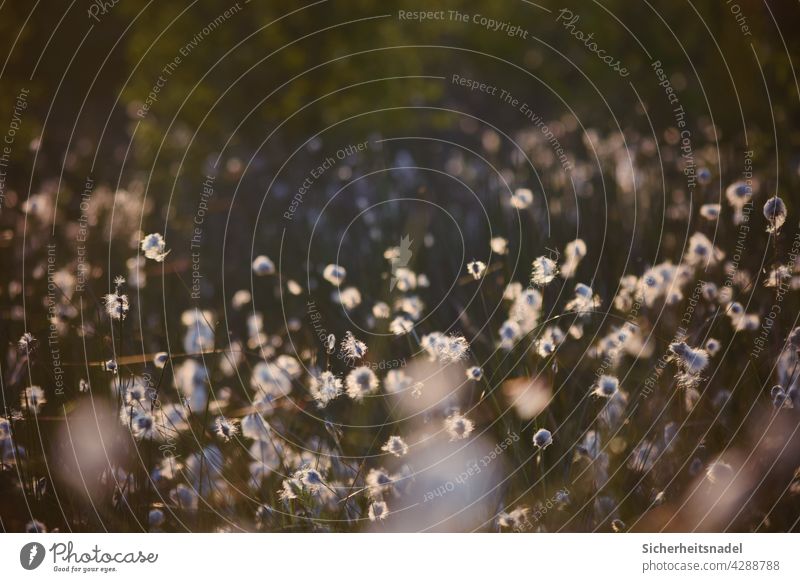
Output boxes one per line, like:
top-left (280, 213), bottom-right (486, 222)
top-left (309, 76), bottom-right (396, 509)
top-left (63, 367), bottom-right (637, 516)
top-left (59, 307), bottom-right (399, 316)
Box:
top-left (103, 292), bottom-right (130, 320)
top-left (323, 263), bottom-right (346, 285)
top-left (511, 188), bottom-right (533, 209)
top-left (763, 196), bottom-right (787, 233)
top-left (340, 331), bottom-right (368, 360)
top-left (699, 204), bottom-right (721, 220)
top-left (444, 413), bottom-right (474, 441)
top-left (466, 260), bottom-right (487, 280)
top-left (368, 500), bottom-right (389, 521)
top-left (593, 375), bottom-right (620, 398)
top-left (345, 366), bottom-right (379, 401)
top-left (310, 371), bottom-right (342, 408)
top-left (140, 233), bottom-right (170, 262)
top-left (533, 428), bottom-right (553, 449)
top-left (381, 435), bottom-right (409, 457)
top-left (490, 237), bottom-right (509, 255)
top-left (252, 255), bottom-right (275, 276)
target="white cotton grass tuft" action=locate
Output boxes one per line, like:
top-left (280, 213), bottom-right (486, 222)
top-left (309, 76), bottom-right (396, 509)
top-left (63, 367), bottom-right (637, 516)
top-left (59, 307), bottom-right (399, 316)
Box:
top-left (466, 260), bottom-right (487, 280)
top-left (510, 187), bottom-right (533, 209)
top-left (701, 282), bottom-right (718, 301)
top-left (502, 376), bottom-right (551, 420)
top-left (149, 508), bottom-right (165, 528)
top-left (214, 417), bottom-right (239, 442)
top-left (153, 352), bottom-right (169, 368)
top-left (103, 359), bottom-right (118, 374)
top-left (705, 460), bottom-right (734, 484)
top-left (279, 468), bottom-right (326, 501)
top-left (18, 332), bottom-right (36, 354)
top-left (372, 302), bottom-right (390, 319)
top-left (497, 506), bottom-right (530, 531)
top-left (325, 334), bottom-right (336, 354)
top-left (345, 366), bottom-right (379, 401)
top-left (391, 267), bottom-right (417, 292)
top-left (394, 295), bottom-right (424, 320)
top-left (788, 326), bottom-right (800, 350)
top-left (123, 380), bottom-right (149, 405)
top-left (275, 355), bottom-right (301, 377)
top-left (635, 269), bottom-right (661, 307)
top-left (299, 467), bottom-right (325, 490)
top-left (705, 338), bottom-right (721, 356)
top-left (503, 282), bottom-right (523, 301)
top-left (130, 411), bottom-right (158, 440)
top-left (684, 232), bottom-right (724, 268)
top-left (309, 371), bottom-right (342, 408)
top-left (725, 180), bottom-right (753, 213)
top-left (181, 309), bottom-right (215, 354)
top-left (366, 467), bottom-right (393, 496)
top-left (278, 476), bottom-right (303, 501)
top-left (515, 287), bottom-right (543, 315)
top-left (565, 283), bottom-right (600, 314)
top-left (170, 483), bottom-right (199, 511)
top-left (742, 314), bottom-right (760, 331)
top-left (340, 331), bottom-right (367, 360)
top-left (771, 385), bottom-right (793, 409)
top-left (381, 435), bottom-right (409, 457)
top-left (140, 233), bottom-right (170, 262)
top-left (444, 412), bottom-right (474, 441)
top-left (725, 301), bottom-right (747, 329)
top-left (103, 285), bottom-right (130, 321)
top-left (531, 256), bottom-right (559, 286)
top-left (490, 236), bottom-right (509, 255)
top-left (21, 385), bottom-right (46, 413)
top-left (333, 286), bottom-right (362, 310)
top-left (535, 326), bottom-right (564, 358)
top-left (384, 369), bottom-right (424, 398)
top-left (420, 332), bottom-right (470, 363)
top-left (384, 369), bottom-right (414, 395)
top-left (593, 375), bottom-right (619, 398)
top-left (763, 196), bottom-right (787, 233)
top-left (389, 315), bottom-right (414, 336)
top-left (533, 428), bottom-right (553, 449)
top-left (669, 341), bottom-right (710, 388)
top-left (252, 255), bottom-right (275, 276)
top-left (323, 263), bottom-right (346, 285)
top-left (25, 519), bottom-right (47, 533)
top-left (764, 265), bottom-right (791, 288)
top-left (498, 320), bottom-right (522, 350)
top-left (560, 239), bottom-right (587, 279)
top-left (368, 500), bottom-right (389, 521)
top-left (699, 204), bottom-right (721, 220)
